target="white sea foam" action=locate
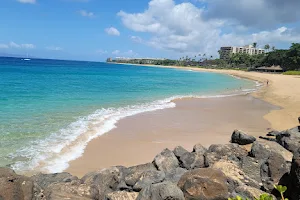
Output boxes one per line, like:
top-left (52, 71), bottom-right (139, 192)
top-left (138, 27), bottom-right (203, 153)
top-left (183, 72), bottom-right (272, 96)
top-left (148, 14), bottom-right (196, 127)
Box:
top-left (10, 83), bottom-right (261, 174)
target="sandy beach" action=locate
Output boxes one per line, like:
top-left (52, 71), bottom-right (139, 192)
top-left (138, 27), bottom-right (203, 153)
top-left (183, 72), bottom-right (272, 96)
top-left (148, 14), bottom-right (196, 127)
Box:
top-left (66, 65), bottom-right (300, 177)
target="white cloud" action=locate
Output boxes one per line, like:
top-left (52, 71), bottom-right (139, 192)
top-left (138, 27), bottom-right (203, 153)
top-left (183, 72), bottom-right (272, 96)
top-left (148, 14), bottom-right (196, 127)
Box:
top-left (112, 50), bottom-right (120, 55)
top-left (46, 46), bottom-right (63, 51)
top-left (10, 42), bottom-right (20, 48)
top-left (96, 49), bottom-right (108, 54)
top-left (78, 10), bottom-right (95, 18)
top-left (8, 42), bottom-right (36, 49)
top-left (0, 44), bottom-right (9, 49)
top-left (118, 0), bottom-right (300, 56)
top-left (105, 27), bottom-right (120, 36)
top-left (21, 44), bottom-right (35, 49)
top-left (17, 0), bottom-right (36, 4)
top-left (130, 36), bottom-right (143, 43)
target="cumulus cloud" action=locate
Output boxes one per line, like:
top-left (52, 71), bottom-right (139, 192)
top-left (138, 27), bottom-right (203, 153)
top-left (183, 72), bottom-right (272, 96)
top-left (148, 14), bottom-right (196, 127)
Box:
top-left (118, 0), bottom-right (300, 56)
top-left (202, 0), bottom-right (300, 28)
top-left (0, 44), bottom-right (9, 49)
top-left (112, 50), bottom-right (120, 55)
top-left (78, 10), bottom-right (95, 18)
top-left (105, 27), bottom-right (120, 36)
top-left (46, 46), bottom-right (63, 51)
top-left (6, 42), bottom-right (36, 49)
top-left (17, 0), bottom-right (36, 4)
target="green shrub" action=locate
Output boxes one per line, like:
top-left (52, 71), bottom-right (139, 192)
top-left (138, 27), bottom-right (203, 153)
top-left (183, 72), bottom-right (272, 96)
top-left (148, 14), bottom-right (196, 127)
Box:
top-left (283, 71), bottom-right (300, 75)
top-left (229, 185), bottom-right (288, 200)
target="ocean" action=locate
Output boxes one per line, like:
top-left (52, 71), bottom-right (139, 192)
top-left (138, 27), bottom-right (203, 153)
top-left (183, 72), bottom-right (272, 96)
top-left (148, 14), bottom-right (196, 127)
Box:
top-left (0, 57), bottom-right (257, 174)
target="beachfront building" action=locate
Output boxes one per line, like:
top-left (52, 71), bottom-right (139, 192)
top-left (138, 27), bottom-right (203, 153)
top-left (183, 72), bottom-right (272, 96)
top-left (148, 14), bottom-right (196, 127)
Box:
top-left (219, 45), bottom-right (266, 60)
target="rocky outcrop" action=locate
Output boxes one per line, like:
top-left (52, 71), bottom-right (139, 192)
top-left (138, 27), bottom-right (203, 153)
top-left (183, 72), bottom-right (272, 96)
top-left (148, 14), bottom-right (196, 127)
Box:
top-left (105, 191), bottom-right (138, 200)
top-left (178, 168), bottom-right (228, 200)
top-left (231, 130), bottom-right (256, 145)
top-left (3, 123), bottom-right (300, 200)
top-left (0, 168), bottom-right (40, 200)
top-left (137, 181), bottom-right (184, 200)
top-left (153, 148), bottom-right (179, 172)
top-left (276, 127), bottom-right (300, 154)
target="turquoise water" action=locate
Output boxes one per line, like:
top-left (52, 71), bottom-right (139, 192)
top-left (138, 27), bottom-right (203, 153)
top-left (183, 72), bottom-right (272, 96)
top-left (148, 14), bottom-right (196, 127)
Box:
top-left (0, 57), bottom-right (257, 173)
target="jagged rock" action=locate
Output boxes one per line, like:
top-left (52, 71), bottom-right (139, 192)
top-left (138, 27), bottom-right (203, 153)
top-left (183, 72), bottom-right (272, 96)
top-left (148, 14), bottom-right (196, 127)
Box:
top-left (43, 180), bottom-right (98, 200)
top-left (235, 185), bottom-right (266, 199)
top-left (125, 163), bottom-right (157, 187)
top-left (153, 149), bottom-right (179, 172)
top-left (260, 152), bottom-right (290, 192)
top-left (205, 144), bottom-right (248, 166)
top-left (31, 172), bottom-right (78, 189)
top-left (193, 143), bottom-right (207, 154)
top-left (267, 130), bottom-right (281, 137)
top-left (137, 181), bottom-right (184, 200)
top-left (178, 152), bottom-right (195, 169)
top-left (212, 160), bottom-right (262, 189)
top-left (259, 136), bottom-right (277, 142)
top-left (164, 167), bottom-right (187, 184)
top-left (133, 171), bottom-right (165, 191)
top-left (240, 156), bottom-right (263, 184)
top-left (288, 149), bottom-right (300, 200)
top-left (0, 167), bottom-right (40, 200)
top-left (231, 130), bottom-right (256, 145)
top-left (81, 166), bottom-right (127, 199)
top-left (105, 191), bottom-right (139, 200)
top-left (250, 141), bottom-right (293, 162)
top-left (277, 127), bottom-right (300, 154)
top-left (173, 146), bottom-right (189, 158)
top-left (178, 168), bottom-right (228, 200)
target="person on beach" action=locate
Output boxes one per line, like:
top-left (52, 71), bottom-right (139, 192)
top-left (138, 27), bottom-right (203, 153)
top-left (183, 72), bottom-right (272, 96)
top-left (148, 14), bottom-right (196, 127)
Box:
top-left (267, 80), bottom-right (269, 85)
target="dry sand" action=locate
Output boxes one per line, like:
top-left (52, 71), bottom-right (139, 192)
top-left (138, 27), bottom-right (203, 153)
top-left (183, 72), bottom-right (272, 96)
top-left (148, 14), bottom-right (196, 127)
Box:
top-left (67, 95), bottom-right (278, 176)
top-left (66, 65), bottom-right (300, 177)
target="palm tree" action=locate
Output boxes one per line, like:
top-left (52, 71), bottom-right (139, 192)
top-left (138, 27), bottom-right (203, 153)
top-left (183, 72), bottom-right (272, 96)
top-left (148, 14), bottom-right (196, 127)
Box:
top-left (253, 42), bottom-right (257, 48)
top-left (264, 44), bottom-right (270, 53)
top-left (272, 46), bottom-right (276, 51)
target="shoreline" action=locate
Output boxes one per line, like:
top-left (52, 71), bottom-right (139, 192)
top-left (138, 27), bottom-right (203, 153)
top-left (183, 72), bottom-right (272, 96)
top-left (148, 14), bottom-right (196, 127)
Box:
top-left (122, 63), bottom-right (300, 131)
top-left (65, 64), bottom-right (299, 176)
top-left (66, 94), bottom-right (279, 177)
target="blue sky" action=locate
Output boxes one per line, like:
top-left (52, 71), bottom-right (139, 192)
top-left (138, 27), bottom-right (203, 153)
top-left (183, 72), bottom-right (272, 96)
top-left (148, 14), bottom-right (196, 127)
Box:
top-left (1, 0), bottom-right (300, 61)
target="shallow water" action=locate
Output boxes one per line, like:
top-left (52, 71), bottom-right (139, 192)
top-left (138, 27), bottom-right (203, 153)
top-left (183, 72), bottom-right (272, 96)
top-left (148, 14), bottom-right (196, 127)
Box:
top-left (0, 57), bottom-right (256, 173)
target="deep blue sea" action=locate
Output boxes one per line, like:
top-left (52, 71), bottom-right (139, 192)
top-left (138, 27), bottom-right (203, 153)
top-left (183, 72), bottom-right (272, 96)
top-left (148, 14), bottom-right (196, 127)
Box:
top-left (0, 57), bottom-right (258, 173)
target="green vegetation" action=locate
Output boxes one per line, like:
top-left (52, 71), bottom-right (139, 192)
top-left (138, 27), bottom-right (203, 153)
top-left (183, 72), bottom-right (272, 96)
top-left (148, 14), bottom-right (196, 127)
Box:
top-left (228, 185), bottom-right (288, 200)
top-left (107, 43), bottom-right (300, 72)
top-left (283, 71), bottom-right (300, 75)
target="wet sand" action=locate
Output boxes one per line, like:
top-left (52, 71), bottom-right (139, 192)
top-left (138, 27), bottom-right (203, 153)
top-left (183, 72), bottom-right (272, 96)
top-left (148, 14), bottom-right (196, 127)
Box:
top-left (67, 95), bottom-right (278, 177)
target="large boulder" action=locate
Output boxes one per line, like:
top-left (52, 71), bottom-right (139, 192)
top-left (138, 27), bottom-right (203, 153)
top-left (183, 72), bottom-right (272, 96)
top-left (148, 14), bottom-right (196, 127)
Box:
top-left (260, 152), bottom-right (290, 192)
top-left (173, 146), bottom-right (189, 158)
top-left (133, 170), bottom-right (165, 191)
top-left (212, 160), bottom-right (261, 190)
top-left (0, 167), bottom-right (40, 200)
top-left (124, 163), bottom-right (157, 187)
top-left (164, 167), bottom-right (187, 184)
top-left (277, 127), bottom-right (300, 154)
top-left (31, 172), bottom-right (78, 189)
top-left (235, 185), bottom-right (266, 199)
top-left (193, 143), bottom-right (207, 155)
top-left (81, 166), bottom-right (128, 199)
top-left (288, 149), bottom-right (300, 200)
top-left (153, 149), bottom-right (179, 172)
top-left (42, 180), bottom-right (98, 200)
top-left (178, 168), bottom-right (229, 200)
top-left (250, 141), bottom-right (293, 162)
top-left (231, 130), bottom-right (256, 145)
top-left (205, 144), bottom-right (248, 167)
top-left (105, 191), bottom-right (138, 200)
top-left (137, 181), bottom-right (184, 200)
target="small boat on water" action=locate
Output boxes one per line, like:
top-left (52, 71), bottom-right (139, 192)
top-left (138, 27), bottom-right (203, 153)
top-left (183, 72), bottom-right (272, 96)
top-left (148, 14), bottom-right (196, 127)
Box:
top-left (23, 58), bottom-right (31, 61)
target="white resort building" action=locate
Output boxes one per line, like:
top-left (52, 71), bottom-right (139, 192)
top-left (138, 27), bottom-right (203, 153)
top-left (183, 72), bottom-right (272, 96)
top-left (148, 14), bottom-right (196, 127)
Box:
top-left (219, 45), bottom-right (266, 60)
